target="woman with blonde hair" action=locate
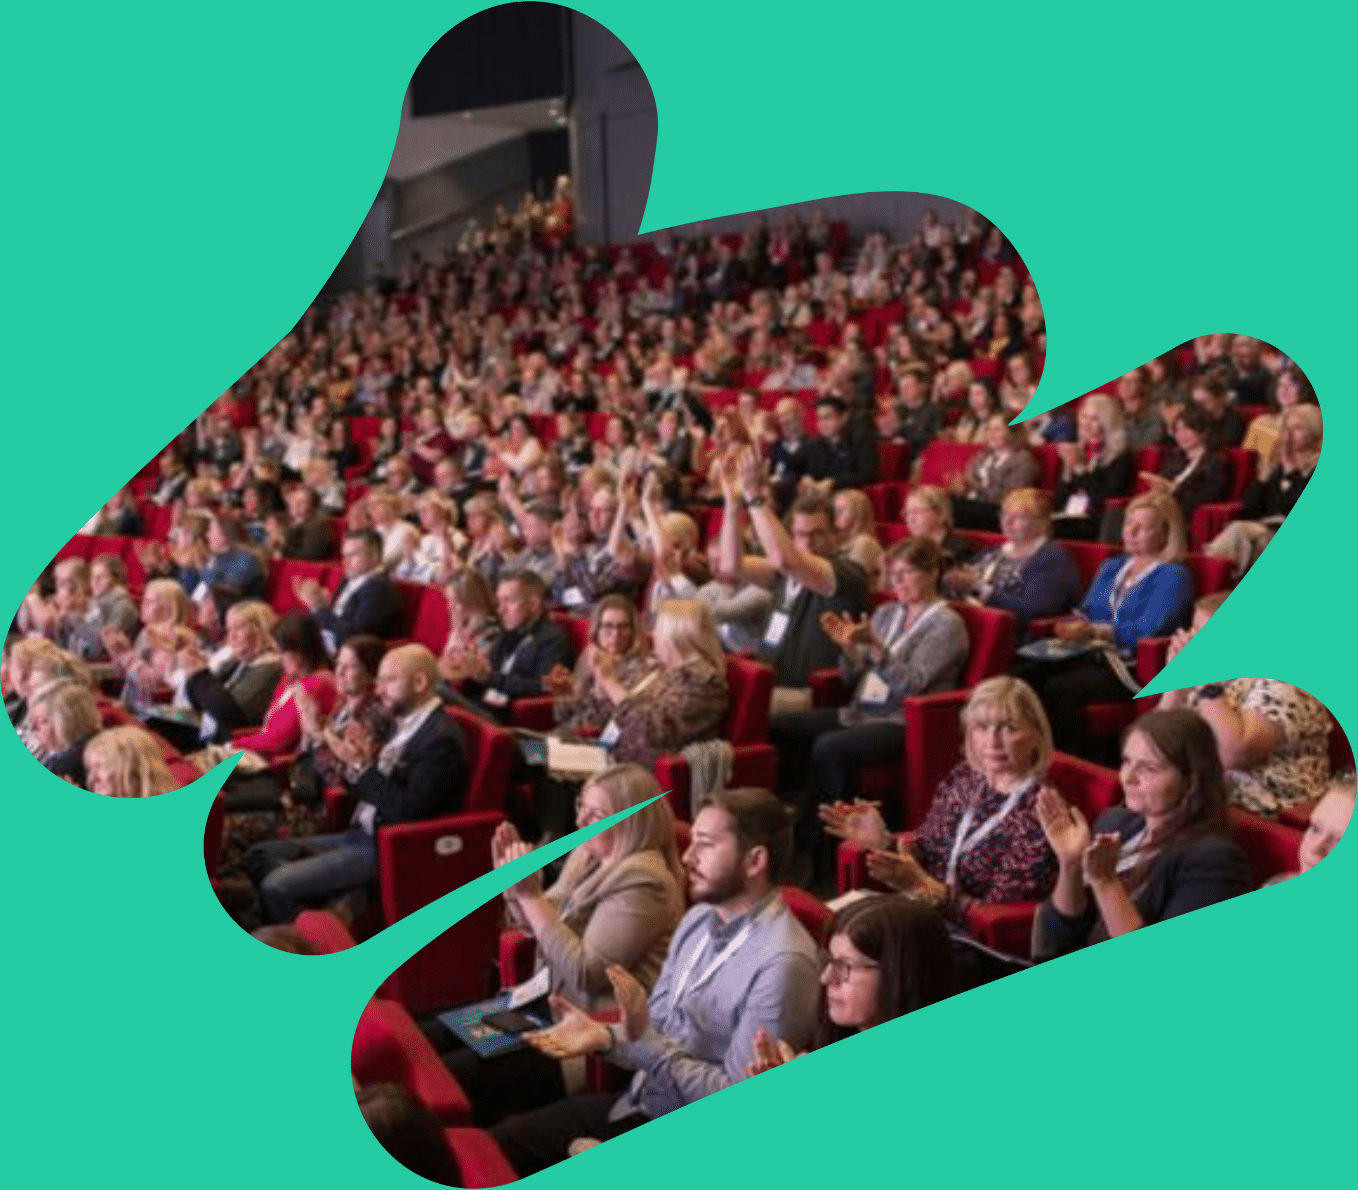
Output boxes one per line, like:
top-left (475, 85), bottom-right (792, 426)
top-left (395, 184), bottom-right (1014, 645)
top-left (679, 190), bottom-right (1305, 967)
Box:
top-left (1241, 366), bottom-right (1318, 477)
top-left (821, 675), bottom-right (1061, 925)
top-left (1051, 394), bottom-right (1134, 540)
top-left (101, 578), bottom-right (198, 715)
top-left (901, 484), bottom-right (975, 570)
top-left (1207, 402), bottom-right (1322, 580)
top-left (29, 680), bottom-right (103, 784)
top-left (437, 568), bottom-right (502, 685)
top-left (587, 599), bottom-right (729, 770)
top-left (833, 489), bottom-right (884, 589)
top-left (1019, 491), bottom-right (1194, 757)
top-left (83, 726), bottom-right (179, 798)
top-left (435, 764), bottom-right (686, 1125)
top-left (543, 595), bottom-right (656, 738)
top-left (945, 488), bottom-right (1081, 633)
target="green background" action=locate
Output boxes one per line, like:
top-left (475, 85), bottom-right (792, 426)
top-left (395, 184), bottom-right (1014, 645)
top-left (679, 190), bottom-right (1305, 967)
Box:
top-left (4, 1), bottom-right (1352, 1185)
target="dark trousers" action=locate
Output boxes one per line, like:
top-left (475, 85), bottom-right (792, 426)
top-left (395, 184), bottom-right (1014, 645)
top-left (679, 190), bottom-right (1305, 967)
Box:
top-left (438, 1037), bottom-right (566, 1127)
top-left (489, 1092), bottom-right (649, 1177)
top-left (950, 496), bottom-right (1001, 532)
top-left (768, 708), bottom-right (905, 876)
top-left (1012, 652), bottom-right (1133, 763)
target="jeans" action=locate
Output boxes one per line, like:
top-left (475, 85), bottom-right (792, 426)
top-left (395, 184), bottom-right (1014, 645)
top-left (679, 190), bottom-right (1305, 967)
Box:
top-left (244, 827), bottom-right (376, 923)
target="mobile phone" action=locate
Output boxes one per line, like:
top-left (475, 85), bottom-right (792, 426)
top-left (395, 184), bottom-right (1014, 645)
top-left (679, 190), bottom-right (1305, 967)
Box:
top-left (481, 1009), bottom-right (545, 1035)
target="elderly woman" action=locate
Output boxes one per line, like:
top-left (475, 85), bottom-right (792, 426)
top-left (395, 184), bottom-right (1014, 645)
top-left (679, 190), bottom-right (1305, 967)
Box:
top-left (1207, 403), bottom-right (1322, 580)
top-left (434, 765), bottom-right (686, 1125)
top-left (945, 488), bottom-right (1081, 634)
top-left (1157, 594), bottom-right (1330, 819)
top-left (833, 489), bottom-right (884, 589)
top-left (770, 538), bottom-right (970, 875)
top-left (821, 676), bottom-right (1063, 918)
top-left (29, 680), bottom-right (103, 784)
top-left (543, 595), bottom-right (656, 739)
top-left (1020, 492), bottom-right (1194, 757)
top-left (1032, 710), bottom-right (1252, 958)
top-left (1051, 394), bottom-right (1134, 540)
top-left (949, 413), bottom-right (1039, 531)
top-left (392, 490), bottom-right (462, 585)
top-left (9, 641), bottom-right (90, 759)
top-left (83, 726), bottom-right (179, 798)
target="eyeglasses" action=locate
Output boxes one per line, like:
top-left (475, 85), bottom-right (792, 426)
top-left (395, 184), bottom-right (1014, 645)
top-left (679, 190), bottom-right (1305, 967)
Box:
top-left (598, 620), bottom-right (630, 634)
top-left (823, 955), bottom-right (881, 983)
top-left (574, 797), bottom-right (611, 826)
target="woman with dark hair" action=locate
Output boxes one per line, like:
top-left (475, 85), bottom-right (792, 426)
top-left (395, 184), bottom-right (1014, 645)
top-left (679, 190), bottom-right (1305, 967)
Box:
top-left (225, 613), bottom-right (338, 762)
top-left (747, 896), bottom-right (955, 1072)
top-left (542, 594), bottom-right (656, 738)
top-left (948, 413), bottom-right (1039, 531)
top-left (1138, 403), bottom-right (1229, 524)
top-left (1031, 709), bottom-right (1252, 958)
top-left (356, 1084), bottom-right (462, 1187)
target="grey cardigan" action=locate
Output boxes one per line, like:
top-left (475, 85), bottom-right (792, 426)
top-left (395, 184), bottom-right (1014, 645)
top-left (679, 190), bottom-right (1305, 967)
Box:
top-left (837, 600), bottom-right (969, 725)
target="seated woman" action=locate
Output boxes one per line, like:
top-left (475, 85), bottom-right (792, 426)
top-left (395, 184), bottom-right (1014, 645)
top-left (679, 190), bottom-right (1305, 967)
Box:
top-left (7, 638), bottom-right (83, 748)
top-left (435, 765), bottom-right (686, 1125)
top-left (28, 680), bottom-right (103, 784)
top-left (902, 485), bottom-right (975, 571)
top-left (820, 676), bottom-right (1061, 925)
top-left (1266, 773), bottom-right (1354, 884)
top-left (1241, 366), bottom-right (1315, 476)
top-left (83, 726), bottom-right (179, 798)
top-left (590, 599), bottom-right (729, 771)
top-left (944, 488), bottom-right (1081, 636)
top-left (436, 569), bottom-right (502, 689)
top-left (1156, 595), bottom-right (1330, 819)
top-left (1050, 395), bottom-right (1134, 541)
top-left (949, 413), bottom-right (1039, 532)
top-left (946, 379), bottom-right (1001, 445)
top-left (489, 413), bottom-right (545, 481)
top-left (769, 538), bottom-right (969, 876)
top-left (1206, 403), bottom-right (1321, 580)
top-left (747, 895), bottom-right (956, 1074)
top-left (1032, 709), bottom-right (1253, 959)
top-left (833, 489), bottom-right (884, 589)
top-left (101, 579), bottom-right (198, 715)
top-left (543, 595), bottom-right (656, 739)
top-left (1135, 403), bottom-right (1229, 528)
top-left (392, 490), bottom-right (461, 586)
top-left (18, 558), bottom-right (124, 662)
top-left (1019, 492), bottom-right (1194, 758)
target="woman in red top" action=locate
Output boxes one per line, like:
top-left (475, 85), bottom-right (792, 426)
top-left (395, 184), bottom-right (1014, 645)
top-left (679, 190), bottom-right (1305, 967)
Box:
top-left (229, 614), bottom-right (339, 760)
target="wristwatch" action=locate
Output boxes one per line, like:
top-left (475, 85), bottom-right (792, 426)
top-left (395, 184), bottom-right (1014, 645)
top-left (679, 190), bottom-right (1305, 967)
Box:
top-left (742, 493), bottom-right (766, 511)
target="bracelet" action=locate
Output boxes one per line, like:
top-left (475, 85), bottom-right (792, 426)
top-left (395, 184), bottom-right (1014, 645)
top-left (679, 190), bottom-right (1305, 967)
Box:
top-left (742, 494), bottom-right (766, 510)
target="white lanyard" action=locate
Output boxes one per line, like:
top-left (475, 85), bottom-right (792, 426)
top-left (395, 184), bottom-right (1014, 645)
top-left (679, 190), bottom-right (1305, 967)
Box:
top-left (500, 630), bottom-right (535, 675)
top-left (1110, 560), bottom-right (1160, 621)
top-left (670, 901), bottom-right (773, 1004)
top-left (885, 599), bottom-right (947, 657)
top-left (945, 777), bottom-right (1036, 889)
top-left (782, 577), bottom-right (804, 608)
top-left (1170, 451), bottom-right (1203, 491)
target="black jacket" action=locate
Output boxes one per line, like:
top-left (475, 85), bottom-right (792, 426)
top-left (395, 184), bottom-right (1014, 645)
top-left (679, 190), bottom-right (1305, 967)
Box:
top-left (476, 616), bottom-right (576, 719)
top-left (806, 430), bottom-right (878, 491)
top-left (314, 573), bottom-right (406, 650)
top-left (353, 707), bottom-right (468, 828)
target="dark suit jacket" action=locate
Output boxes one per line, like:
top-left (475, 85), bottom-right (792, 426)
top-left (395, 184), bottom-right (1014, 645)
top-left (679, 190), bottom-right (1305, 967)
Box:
top-left (479, 616), bottom-right (576, 716)
top-left (353, 707), bottom-right (468, 828)
top-left (283, 517), bottom-right (336, 562)
top-left (314, 573), bottom-right (406, 649)
top-left (806, 430), bottom-right (878, 491)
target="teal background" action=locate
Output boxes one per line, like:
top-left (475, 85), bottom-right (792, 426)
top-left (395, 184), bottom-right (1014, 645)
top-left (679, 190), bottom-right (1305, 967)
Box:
top-left (4, 1), bottom-right (1352, 1185)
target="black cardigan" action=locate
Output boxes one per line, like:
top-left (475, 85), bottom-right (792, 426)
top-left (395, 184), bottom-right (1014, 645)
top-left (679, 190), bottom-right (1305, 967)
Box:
top-left (1032, 806), bottom-right (1253, 960)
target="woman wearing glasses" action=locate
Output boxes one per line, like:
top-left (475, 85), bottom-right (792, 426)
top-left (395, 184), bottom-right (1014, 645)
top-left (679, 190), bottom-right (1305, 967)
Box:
top-left (747, 896), bottom-right (956, 1073)
top-left (436, 765), bottom-right (685, 1125)
top-left (541, 595), bottom-right (656, 739)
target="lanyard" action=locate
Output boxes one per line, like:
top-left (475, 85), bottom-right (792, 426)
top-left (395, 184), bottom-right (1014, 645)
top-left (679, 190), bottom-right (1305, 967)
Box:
top-left (1110, 560), bottom-right (1159, 621)
top-left (884, 599), bottom-right (947, 657)
top-left (670, 901), bottom-right (774, 1004)
top-left (500, 630), bottom-right (534, 675)
top-left (945, 777), bottom-right (1036, 889)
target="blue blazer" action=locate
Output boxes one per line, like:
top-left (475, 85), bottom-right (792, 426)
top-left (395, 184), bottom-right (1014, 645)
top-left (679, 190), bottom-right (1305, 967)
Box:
top-left (1078, 557), bottom-right (1193, 654)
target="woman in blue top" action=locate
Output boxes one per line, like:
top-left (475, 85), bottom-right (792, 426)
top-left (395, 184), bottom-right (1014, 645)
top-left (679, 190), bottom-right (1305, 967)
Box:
top-left (1018, 491), bottom-right (1194, 760)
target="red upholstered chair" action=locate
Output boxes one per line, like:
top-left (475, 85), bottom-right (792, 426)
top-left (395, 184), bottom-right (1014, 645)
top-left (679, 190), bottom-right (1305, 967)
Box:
top-left (1031, 444), bottom-right (1062, 491)
top-left (653, 655), bottom-right (777, 821)
top-left (351, 998), bottom-right (473, 1126)
top-left (410, 584), bottom-right (451, 653)
top-left (779, 886), bottom-right (834, 945)
top-left (1190, 501), bottom-right (1244, 551)
top-left (838, 753), bottom-right (1122, 959)
top-left (267, 559), bottom-right (341, 614)
top-left (392, 580), bottom-right (427, 638)
top-left (917, 442), bottom-right (983, 488)
top-left (54, 534), bottom-right (97, 562)
top-left (1184, 552), bottom-right (1233, 596)
top-left (293, 909), bottom-right (357, 954)
top-left (1227, 808), bottom-right (1302, 887)
top-left (877, 442), bottom-right (911, 482)
top-left (445, 1128), bottom-right (519, 1188)
top-left (864, 482), bottom-right (909, 524)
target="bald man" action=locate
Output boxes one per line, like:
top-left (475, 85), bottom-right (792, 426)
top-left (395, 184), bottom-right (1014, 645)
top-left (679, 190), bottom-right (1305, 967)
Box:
top-left (244, 644), bottom-right (468, 924)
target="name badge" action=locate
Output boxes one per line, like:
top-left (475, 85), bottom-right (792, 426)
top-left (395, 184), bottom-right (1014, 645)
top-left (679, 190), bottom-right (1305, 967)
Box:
top-left (483, 688), bottom-right (509, 708)
top-left (763, 611), bottom-right (790, 647)
top-left (598, 719), bottom-right (622, 748)
top-left (1062, 492), bottom-right (1090, 517)
top-left (562, 586), bottom-right (586, 607)
top-left (858, 671), bottom-right (891, 706)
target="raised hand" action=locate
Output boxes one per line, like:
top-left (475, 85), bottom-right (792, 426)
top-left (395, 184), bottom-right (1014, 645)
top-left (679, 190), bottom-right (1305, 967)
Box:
top-left (491, 819), bottom-right (524, 869)
top-left (1036, 785), bottom-right (1091, 868)
top-left (1082, 833), bottom-right (1123, 888)
top-left (501, 840), bottom-right (543, 901)
top-left (522, 994), bottom-right (613, 1059)
top-left (605, 964), bottom-right (649, 1042)
top-left (747, 1027), bottom-right (799, 1077)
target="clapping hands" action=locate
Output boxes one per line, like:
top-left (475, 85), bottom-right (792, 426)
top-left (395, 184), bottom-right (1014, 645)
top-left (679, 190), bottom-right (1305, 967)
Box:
top-left (818, 800), bottom-right (892, 850)
top-left (819, 610), bottom-right (872, 651)
top-left (747, 1027), bottom-right (799, 1078)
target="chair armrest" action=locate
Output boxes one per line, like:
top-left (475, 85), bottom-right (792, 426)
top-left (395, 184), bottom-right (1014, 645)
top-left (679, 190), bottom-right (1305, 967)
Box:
top-left (511, 696), bottom-right (557, 732)
top-left (654, 743), bottom-right (778, 822)
top-left (835, 831), bottom-right (916, 894)
top-left (498, 928), bottom-right (535, 989)
top-left (962, 900), bottom-right (1038, 959)
top-left (1025, 617), bottom-right (1060, 639)
top-left (1191, 501), bottom-right (1245, 551)
top-left (323, 785), bottom-right (355, 833)
top-left (809, 667), bottom-right (850, 709)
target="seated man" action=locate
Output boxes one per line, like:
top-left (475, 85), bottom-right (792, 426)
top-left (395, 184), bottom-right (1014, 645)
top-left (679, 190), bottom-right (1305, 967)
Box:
top-left (458, 571), bottom-right (574, 722)
top-left (297, 528), bottom-right (405, 656)
top-left (718, 447), bottom-right (869, 706)
top-left (767, 398), bottom-right (818, 512)
top-left (245, 644), bottom-right (467, 923)
top-left (278, 483), bottom-right (335, 561)
top-left (197, 512), bottom-right (268, 624)
top-left (490, 788), bottom-right (821, 1176)
top-left (802, 396), bottom-right (878, 493)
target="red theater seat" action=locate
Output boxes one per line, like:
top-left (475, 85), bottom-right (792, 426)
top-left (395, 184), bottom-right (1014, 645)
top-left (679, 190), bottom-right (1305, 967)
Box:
top-left (351, 998), bottom-right (472, 1126)
top-left (445, 1129), bottom-right (519, 1187)
top-left (293, 909), bottom-right (357, 954)
top-left (1227, 808), bottom-right (1302, 887)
